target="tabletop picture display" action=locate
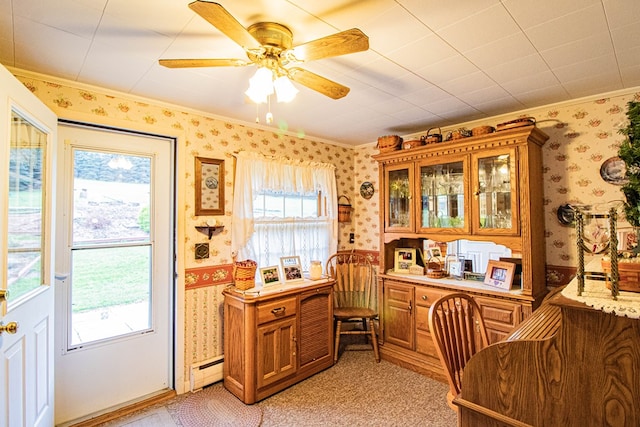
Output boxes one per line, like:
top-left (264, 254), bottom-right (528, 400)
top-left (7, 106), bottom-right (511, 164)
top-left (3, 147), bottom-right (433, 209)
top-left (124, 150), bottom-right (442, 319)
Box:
top-left (280, 256), bottom-right (303, 282)
top-left (484, 260), bottom-right (516, 290)
top-left (259, 266), bottom-right (281, 286)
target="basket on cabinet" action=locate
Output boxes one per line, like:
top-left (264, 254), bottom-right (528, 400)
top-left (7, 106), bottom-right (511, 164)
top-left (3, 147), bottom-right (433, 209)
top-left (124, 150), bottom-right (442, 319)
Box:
top-left (376, 135), bottom-right (402, 153)
top-left (233, 259), bottom-right (257, 290)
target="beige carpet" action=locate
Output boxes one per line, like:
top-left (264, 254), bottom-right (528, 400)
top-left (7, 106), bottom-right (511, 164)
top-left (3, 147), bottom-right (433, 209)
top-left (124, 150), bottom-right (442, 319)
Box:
top-left (101, 348), bottom-right (456, 426)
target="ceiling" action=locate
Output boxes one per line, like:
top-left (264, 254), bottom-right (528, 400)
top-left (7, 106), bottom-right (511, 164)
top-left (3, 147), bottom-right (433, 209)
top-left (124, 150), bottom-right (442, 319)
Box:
top-left (1, 0), bottom-right (639, 146)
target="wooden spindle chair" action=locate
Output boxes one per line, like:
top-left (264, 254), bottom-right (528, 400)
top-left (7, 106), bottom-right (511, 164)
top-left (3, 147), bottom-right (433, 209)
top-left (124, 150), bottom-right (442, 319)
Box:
top-left (326, 252), bottom-right (380, 363)
top-left (428, 292), bottom-right (489, 410)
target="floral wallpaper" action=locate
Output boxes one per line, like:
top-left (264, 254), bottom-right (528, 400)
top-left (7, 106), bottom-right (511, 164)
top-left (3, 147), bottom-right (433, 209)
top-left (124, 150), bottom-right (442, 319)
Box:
top-left (12, 67), bottom-right (640, 380)
top-left (12, 70), bottom-right (355, 381)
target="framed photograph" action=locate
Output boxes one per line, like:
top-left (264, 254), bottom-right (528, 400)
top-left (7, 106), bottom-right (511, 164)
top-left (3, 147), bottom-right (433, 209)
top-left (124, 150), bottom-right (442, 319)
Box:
top-left (484, 260), bottom-right (516, 290)
top-left (426, 247), bottom-right (442, 259)
top-left (394, 248), bottom-right (417, 273)
top-left (260, 266), bottom-right (281, 286)
top-left (195, 157), bottom-right (225, 216)
top-left (280, 256), bottom-right (303, 282)
top-left (449, 260), bottom-right (464, 279)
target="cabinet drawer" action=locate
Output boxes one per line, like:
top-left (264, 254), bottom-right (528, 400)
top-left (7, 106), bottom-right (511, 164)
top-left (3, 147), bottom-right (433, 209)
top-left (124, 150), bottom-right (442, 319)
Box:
top-left (475, 296), bottom-right (522, 331)
top-left (415, 287), bottom-right (448, 332)
top-left (257, 297), bottom-right (297, 325)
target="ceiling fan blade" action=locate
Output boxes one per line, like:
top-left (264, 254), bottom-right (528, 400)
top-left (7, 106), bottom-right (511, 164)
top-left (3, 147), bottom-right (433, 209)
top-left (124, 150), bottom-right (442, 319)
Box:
top-left (189, 1), bottom-right (262, 51)
top-left (287, 28), bottom-right (369, 62)
top-left (159, 58), bottom-right (250, 68)
top-left (288, 68), bottom-right (350, 99)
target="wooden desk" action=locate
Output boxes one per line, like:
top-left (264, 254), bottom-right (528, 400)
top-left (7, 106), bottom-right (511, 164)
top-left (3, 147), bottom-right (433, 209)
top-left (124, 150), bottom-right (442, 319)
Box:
top-left (455, 290), bottom-right (640, 426)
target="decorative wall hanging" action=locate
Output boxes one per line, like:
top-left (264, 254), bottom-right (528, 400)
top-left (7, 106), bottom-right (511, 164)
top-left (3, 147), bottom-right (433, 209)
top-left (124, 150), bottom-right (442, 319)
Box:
top-left (360, 182), bottom-right (374, 199)
top-left (195, 157), bottom-right (224, 216)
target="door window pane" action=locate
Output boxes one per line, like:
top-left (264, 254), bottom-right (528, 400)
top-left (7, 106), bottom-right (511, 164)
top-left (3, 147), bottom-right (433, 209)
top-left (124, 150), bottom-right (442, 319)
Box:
top-left (69, 149), bottom-right (153, 348)
top-left (70, 246), bottom-right (151, 346)
top-left (73, 151), bottom-right (151, 245)
top-left (7, 111), bottom-right (47, 303)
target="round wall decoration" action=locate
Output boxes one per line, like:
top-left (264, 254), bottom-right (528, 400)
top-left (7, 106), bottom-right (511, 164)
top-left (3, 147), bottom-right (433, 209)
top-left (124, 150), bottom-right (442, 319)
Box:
top-left (600, 156), bottom-right (628, 185)
top-left (360, 181), bottom-right (374, 199)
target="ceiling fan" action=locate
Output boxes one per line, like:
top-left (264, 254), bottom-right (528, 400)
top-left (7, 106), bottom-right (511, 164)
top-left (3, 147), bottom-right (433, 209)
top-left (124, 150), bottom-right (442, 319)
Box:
top-left (159, 1), bottom-right (369, 100)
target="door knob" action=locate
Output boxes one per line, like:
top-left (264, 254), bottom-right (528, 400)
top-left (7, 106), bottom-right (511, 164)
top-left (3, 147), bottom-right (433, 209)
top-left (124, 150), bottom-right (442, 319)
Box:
top-left (0, 289), bottom-right (8, 303)
top-left (0, 321), bottom-right (18, 335)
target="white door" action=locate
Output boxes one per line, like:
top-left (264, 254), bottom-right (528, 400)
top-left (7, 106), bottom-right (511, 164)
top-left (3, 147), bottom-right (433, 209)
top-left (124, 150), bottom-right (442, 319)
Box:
top-left (54, 124), bottom-right (175, 424)
top-left (0, 66), bottom-right (57, 426)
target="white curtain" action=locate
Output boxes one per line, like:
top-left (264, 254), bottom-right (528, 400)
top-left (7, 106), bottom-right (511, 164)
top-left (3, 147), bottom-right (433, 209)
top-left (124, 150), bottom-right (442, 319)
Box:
top-left (231, 151), bottom-right (338, 264)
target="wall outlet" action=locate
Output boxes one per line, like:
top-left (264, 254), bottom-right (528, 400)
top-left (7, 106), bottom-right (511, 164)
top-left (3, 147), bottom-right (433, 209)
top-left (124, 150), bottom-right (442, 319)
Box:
top-left (349, 233), bottom-right (355, 243)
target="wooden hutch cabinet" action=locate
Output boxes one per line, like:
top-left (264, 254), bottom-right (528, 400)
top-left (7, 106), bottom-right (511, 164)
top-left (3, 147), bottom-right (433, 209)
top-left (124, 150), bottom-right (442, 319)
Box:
top-left (373, 125), bottom-right (549, 380)
top-left (223, 280), bottom-right (334, 404)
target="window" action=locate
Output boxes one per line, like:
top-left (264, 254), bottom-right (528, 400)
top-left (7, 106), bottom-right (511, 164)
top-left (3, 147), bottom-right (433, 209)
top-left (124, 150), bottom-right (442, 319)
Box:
top-left (231, 152), bottom-right (338, 273)
top-left (250, 190), bottom-right (330, 270)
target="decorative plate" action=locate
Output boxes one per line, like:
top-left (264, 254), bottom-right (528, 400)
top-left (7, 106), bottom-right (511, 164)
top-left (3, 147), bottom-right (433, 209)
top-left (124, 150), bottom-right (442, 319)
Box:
top-left (360, 181), bottom-right (374, 199)
top-left (600, 156), bottom-right (628, 185)
top-left (556, 204), bottom-right (575, 226)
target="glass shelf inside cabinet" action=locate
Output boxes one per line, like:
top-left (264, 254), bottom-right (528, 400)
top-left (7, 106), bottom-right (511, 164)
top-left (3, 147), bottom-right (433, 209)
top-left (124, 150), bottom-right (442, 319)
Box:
top-left (477, 155), bottom-right (512, 229)
top-left (420, 161), bottom-right (464, 229)
top-left (388, 169), bottom-right (411, 228)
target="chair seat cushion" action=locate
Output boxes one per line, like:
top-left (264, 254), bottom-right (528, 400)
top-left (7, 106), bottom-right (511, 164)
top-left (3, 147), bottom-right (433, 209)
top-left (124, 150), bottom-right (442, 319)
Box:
top-left (334, 307), bottom-right (377, 319)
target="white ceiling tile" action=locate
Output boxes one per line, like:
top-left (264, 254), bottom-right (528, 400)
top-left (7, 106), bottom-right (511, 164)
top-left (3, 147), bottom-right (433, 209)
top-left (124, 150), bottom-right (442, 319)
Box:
top-left (524, 4), bottom-right (610, 51)
top-left (617, 46), bottom-right (640, 70)
top-left (104, 0), bottom-right (194, 37)
top-left (439, 71), bottom-right (496, 96)
top-left (398, 0), bottom-right (501, 32)
top-left (611, 23), bottom-right (640, 52)
top-left (552, 54), bottom-right (620, 84)
top-left (291, 0), bottom-right (397, 31)
top-left (360, 5), bottom-right (434, 55)
top-left (561, 70), bottom-right (625, 97)
top-left (93, 14), bottom-right (174, 59)
top-left (421, 96), bottom-right (473, 115)
top-left (416, 55), bottom-right (480, 85)
top-left (484, 54), bottom-right (551, 84)
top-left (540, 32), bottom-right (615, 69)
top-left (435, 4), bottom-right (521, 52)
top-left (463, 32), bottom-right (537, 69)
top-left (511, 84), bottom-right (571, 107)
top-left (13, 16), bottom-right (91, 79)
top-left (503, 0), bottom-right (602, 29)
top-left (501, 70), bottom-right (562, 95)
top-left (472, 96), bottom-right (524, 116)
top-left (603, 0), bottom-right (640, 29)
top-left (13, 0), bottom-right (106, 38)
top-left (386, 33), bottom-right (458, 69)
top-left (397, 83), bottom-right (451, 105)
top-left (0, 0), bottom-right (13, 43)
top-left (457, 84), bottom-right (513, 105)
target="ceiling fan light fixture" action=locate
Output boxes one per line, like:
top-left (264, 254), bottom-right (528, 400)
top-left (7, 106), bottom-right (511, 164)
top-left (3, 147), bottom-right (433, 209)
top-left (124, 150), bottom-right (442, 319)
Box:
top-left (245, 67), bottom-right (274, 103)
top-left (273, 75), bottom-right (298, 103)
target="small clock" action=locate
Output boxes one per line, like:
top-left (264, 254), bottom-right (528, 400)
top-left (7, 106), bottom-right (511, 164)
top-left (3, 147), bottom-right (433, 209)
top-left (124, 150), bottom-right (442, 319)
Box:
top-left (360, 181), bottom-right (374, 199)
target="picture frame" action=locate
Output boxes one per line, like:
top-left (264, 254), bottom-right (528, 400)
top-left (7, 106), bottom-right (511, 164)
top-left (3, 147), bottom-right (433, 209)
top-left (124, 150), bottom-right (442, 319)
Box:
top-left (426, 247), bottom-right (442, 260)
top-left (259, 266), bottom-right (281, 286)
top-left (195, 157), bottom-right (225, 216)
top-left (484, 260), bottom-right (516, 290)
top-left (394, 248), bottom-right (417, 273)
top-left (280, 256), bottom-right (303, 282)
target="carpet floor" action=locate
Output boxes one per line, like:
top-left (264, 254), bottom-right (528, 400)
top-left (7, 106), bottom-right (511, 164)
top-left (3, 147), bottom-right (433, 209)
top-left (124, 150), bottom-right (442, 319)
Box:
top-left (100, 350), bottom-right (457, 426)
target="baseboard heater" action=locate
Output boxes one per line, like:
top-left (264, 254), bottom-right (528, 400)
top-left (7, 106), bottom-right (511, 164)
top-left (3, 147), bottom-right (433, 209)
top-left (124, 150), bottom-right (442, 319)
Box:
top-left (190, 355), bottom-right (224, 392)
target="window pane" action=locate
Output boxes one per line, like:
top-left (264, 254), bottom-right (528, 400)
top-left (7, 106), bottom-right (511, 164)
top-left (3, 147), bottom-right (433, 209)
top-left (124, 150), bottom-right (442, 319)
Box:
top-left (73, 150), bottom-right (151, 245)
top-left (70, 246), bottom-right (151, 346)
top-left (7, 111), bottom-right (47, 302)
top-left (302, 195), bottom-right (318, 217)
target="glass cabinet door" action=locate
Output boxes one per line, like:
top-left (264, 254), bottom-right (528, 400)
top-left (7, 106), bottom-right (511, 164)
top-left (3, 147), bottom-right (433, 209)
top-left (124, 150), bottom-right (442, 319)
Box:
top-left (473, 149), bottom-right (519, 235)
top-left (418, 159), bottom-right (467, 232)
top-left (385, 164), bottom-right (413, 231)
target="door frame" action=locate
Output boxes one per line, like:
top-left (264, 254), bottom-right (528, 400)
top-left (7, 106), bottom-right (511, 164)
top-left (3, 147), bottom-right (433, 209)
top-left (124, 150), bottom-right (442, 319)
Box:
top-left (55, 114), bottom-right (187, 396)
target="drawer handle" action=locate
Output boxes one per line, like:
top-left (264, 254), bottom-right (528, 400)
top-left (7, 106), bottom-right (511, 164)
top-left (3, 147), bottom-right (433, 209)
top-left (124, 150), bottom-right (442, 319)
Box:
top-left (271, 307), bottom-right (286, 316)
top-left (421, 295), bottom-right (427, 301)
